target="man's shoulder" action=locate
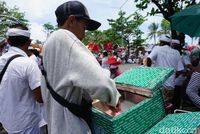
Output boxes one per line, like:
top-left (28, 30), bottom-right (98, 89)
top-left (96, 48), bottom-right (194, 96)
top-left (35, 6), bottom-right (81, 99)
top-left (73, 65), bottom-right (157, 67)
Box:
top-left (11, 56), bottom-right (37, 67)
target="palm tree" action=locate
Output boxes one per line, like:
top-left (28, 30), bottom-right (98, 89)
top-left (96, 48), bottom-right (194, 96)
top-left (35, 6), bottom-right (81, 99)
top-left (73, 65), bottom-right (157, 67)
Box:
top-left (148, 22), bottom-right (159, 45)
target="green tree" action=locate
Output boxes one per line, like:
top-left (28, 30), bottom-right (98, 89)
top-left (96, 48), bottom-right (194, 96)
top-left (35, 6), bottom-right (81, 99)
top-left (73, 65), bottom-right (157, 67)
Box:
top-left (0, 1), bottom-right (28, 38)
top-left (148, 22), bottom-right (159, 45)
top-left (159, 19), bottom-right (170, 35)
top-left (83, 30), bottom-right (104, 47)
top-left (133, 0), bottom-right (198, 44)
top-left (43, 22), bottom-right (56, 37)
top-left (108, 10), bottom-right (146, 55)
top-left (83, 29), bottom-right (122, 48)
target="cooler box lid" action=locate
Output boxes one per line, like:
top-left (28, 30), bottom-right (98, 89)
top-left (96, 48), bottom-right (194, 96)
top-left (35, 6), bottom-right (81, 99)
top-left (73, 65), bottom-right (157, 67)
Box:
top-left (115, 67), bottom-right (174, 97)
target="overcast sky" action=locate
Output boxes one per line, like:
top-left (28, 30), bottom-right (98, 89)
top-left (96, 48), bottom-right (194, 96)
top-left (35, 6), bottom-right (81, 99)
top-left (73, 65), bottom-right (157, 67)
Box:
top-left (5, 0), bottom-right (196, 44)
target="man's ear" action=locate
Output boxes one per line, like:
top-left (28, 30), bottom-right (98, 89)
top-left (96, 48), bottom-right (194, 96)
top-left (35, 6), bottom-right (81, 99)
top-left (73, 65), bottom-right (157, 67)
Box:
top-left (67, 15), bottom-right (76, 26)
top-left (26, 39), bottom-right (32, 46)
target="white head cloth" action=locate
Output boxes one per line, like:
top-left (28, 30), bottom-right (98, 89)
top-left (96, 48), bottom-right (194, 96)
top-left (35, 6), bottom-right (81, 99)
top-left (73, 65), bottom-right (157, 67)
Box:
top-left (159, 35), bottom-right (170, 43)
top-left (6, 28), bottom-right (30, 38)
top-left (171, 39), bottom-right (180, 44)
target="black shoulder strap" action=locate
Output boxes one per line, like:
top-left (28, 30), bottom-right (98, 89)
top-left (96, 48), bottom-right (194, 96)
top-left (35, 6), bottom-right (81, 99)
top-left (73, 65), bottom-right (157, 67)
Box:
top-left (41, 68), bottom-right (71, 107)
top-left (41, 67), bottom-right (92, 128)
top-left (0, 54), bottom-right (23, 83)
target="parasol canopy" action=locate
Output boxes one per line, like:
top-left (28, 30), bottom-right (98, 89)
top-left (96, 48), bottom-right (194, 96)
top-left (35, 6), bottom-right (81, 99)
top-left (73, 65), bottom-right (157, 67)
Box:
top-left (171, 4), bottom-right (200, 37)
top-left (87, 42), bottom-right (100, 53)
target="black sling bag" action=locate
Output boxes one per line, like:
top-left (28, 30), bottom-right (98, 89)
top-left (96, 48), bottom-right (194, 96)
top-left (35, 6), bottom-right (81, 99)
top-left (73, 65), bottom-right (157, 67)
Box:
top-left (41, 68), bottom-right (92, 129)
top-left (0, 55), bottom-right (23, 83)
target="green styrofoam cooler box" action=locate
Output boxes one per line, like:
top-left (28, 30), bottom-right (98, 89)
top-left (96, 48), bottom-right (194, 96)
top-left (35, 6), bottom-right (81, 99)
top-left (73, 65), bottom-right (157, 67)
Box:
top-left (145, 112), bottom-right (200, 134)
top-left (92, 67), bottom-right (174, 134)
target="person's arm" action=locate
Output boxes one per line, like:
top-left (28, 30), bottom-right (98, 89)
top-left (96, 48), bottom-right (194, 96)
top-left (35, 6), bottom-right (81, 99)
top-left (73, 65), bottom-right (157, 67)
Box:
top-left (27, 59), bottom-right (43, 103)
top-left (146, 46), bottom-right (158, 67)
top-left (32, 86), bottom-right (43, 103)
top-left (186, 72), bottom-right (200, 108)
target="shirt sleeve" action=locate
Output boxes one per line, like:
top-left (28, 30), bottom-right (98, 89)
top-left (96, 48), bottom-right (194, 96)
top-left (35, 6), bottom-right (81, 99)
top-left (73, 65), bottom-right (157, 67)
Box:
top-left (147, 46), bottom-right (158, 61)
top-left (26, 59), bottom-right (41, 90)
top-left (186, 72), bottom-right (200, 108)
top-left (176, 56), bottom-right (184, 71)
top-left (68, 40), bottom-right (120, 107)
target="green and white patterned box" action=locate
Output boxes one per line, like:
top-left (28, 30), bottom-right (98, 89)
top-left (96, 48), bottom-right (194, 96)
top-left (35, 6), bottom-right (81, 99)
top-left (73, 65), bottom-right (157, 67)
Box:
top-left (92, 67), bottom-right (174, 134)
top-left (146, 112), bottom-right (200, 134)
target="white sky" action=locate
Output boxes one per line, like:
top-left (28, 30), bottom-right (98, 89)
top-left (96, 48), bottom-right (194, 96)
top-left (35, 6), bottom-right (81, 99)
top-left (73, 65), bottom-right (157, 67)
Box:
top-left (5, 0), bottom-right (197, 44)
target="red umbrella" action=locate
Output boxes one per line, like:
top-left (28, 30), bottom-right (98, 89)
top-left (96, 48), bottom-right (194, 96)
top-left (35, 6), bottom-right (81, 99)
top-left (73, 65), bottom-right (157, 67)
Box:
top-left (106, 57), bottom-right (122, 65)
top-left (87, 42), bottom-right (100, 53)
top-left (103, 42), bottom-right (113, 51)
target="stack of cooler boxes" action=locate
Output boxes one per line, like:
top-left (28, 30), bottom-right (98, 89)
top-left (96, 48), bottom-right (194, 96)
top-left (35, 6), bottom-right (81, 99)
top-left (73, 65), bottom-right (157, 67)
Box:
top-left (92, 67), bottom-right (200, 134)
top-left (92, 67), bottom-right (172, 134)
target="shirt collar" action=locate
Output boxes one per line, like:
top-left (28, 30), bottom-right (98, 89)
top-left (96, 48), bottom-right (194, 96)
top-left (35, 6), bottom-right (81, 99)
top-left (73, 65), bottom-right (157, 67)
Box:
top-left (8, 46), bottom-right (28, 57)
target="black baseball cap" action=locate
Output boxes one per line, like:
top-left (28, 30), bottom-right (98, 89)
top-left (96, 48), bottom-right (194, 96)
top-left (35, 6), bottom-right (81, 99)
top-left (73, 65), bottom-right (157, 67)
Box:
top-left (55, 1), bottom-right (101, 31)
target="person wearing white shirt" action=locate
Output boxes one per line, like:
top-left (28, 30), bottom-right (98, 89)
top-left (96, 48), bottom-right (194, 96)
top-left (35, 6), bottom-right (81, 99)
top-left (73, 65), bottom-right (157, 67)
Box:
top-left (101, 50), bottom-right (110, 70)
top-left (41, 1), bottom-right (120, 134)
top-left (0, 24), bottom-right (43, 134)
top-left (171, 39), bottom-right (192, 110)
top-left (146, 35), bottom-right (184, 102)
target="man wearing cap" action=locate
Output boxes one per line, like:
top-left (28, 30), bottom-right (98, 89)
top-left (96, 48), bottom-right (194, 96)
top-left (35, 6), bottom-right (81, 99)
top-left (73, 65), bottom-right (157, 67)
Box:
top-left (41, 1), bottom-right (120, 134)
top-left (0, 24), bottom-right (43, 134)
top-left (146, 35), bottom-right (184, 103)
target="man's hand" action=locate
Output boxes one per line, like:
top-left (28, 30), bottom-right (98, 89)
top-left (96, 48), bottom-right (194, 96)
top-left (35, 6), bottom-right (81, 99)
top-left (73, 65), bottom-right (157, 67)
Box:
top-left (108, 101), bottom-right (121, 116)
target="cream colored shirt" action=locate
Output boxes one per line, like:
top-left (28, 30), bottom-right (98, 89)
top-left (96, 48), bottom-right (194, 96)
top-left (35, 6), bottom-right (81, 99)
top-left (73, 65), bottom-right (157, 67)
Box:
top-left (41, 29), bottom-right (120, 134)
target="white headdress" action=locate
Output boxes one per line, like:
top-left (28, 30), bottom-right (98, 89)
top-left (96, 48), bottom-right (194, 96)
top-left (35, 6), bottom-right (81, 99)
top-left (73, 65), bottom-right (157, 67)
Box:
top-left (6, 28), bottom-right (30, 38)
top-left (171, 39), bottom-right (180, 44)
top-left (159, 35), bottom-right (170, 43)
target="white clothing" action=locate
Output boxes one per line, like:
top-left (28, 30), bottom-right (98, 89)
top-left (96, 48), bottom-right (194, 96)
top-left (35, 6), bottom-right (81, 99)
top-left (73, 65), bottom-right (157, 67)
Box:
top-left (30, 54), bottom-right (38, 63)
top-left (175, 54), bottom-right (191, 86)
top-left (10, 123), bottom-right (40, 134)
top-left (148, 45), bottom-right (184, 89)
top-left (30, 54), bottom-right (42, 68)
top-left (0, 47), bottom-right (42, 133)
top-left (186, 72), bottom-right (200, 108)
top-left (101, 57), bottom-right (110, 70)
top-left (30, 55), bottom-right (47, 128)
top-left (41, 29), bottom-right (120, 134)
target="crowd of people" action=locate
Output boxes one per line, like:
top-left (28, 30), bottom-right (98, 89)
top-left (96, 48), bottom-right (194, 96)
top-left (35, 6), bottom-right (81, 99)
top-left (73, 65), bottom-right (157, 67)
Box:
top-left (0, 1), bottom-right (200, 134)
top-left (144, 35), bottom-right (200, 111)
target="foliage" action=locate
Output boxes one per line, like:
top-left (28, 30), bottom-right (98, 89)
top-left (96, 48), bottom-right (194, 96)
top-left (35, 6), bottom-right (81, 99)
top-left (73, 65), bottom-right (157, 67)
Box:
top-left (133, 0), bottom-right (198, 43)
top-left (43, 22), bottom-right (56, 35)
top-left (134, 0), bottom-right (197, 19)
top-left (0, 1), bottom-right (28, 38)
top-left (83, 29), bottom-right (122, 47)
top-left (148, 22), bottom-right (159, 44)
top-left (83, 10), bottom-right (146, 53)
top-left (158, 19), bottom-right (170, 35)
top-left (107, 10), bottom-right (146, 48)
